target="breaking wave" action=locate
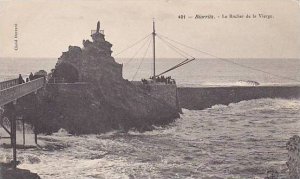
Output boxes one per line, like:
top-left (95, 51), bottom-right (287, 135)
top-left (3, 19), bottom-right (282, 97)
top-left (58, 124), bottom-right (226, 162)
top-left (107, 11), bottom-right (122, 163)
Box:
top-left (1, 98), bottom-right (299, 178)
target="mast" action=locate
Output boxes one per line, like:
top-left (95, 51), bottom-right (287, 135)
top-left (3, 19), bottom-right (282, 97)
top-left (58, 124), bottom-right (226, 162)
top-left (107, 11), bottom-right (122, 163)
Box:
top-left (152, 19), bottom-right (156, 80)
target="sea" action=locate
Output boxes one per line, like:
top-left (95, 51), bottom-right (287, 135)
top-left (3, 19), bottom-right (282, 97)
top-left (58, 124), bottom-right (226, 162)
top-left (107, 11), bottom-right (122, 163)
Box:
top-left (0, 57), bottom-right (299, 179)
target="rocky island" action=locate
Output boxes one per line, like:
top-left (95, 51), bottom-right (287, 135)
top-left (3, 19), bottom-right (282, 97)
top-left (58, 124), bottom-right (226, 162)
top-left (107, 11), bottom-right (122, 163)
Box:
top-left (29, 21), bottom-right (180, 134)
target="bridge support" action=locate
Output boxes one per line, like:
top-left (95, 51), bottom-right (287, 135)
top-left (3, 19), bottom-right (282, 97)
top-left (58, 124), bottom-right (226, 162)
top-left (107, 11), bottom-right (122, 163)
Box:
top-left (34, 127), bottom-right (38, 145)
top-left (8, 101), bottom-right (17, 169)
top-left (0, 77), bottom-right (45, 168)
top-left (22, 119), bottom-right (25, 148)
top-left (0, 101), bottom-right (18, 169)
top-left (12, 102), bottom-right (17, 168)
top-left (12, 117), bottom-right (17, 169)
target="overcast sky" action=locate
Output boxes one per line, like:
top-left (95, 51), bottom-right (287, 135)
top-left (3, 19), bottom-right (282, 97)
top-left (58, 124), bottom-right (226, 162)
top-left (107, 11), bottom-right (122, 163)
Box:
top-left (0, 0), bottom-right (300, 59)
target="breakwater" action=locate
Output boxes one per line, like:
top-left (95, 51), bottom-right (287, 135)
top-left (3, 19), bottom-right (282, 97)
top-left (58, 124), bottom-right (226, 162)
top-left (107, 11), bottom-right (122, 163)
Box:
top-left (178, 85), bottom-right (300, 110)
top-left (132, 82), bottom-right (181, 113)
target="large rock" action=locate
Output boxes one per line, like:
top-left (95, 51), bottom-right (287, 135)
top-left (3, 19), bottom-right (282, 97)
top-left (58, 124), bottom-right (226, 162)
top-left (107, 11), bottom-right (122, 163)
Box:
top-left (33, 22), bottom-right (180, 134)
top-left (0, 163), bottom-right (40, 179)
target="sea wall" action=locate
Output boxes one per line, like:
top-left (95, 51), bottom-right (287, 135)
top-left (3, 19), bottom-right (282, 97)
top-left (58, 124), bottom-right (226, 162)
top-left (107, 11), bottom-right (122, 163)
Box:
top-left (46, 82), bottom-right (91, 93)
top-left (29, 81), bottom-right (180, 134)
top-left (178, 85), bottom-right (300, 110)
top-left (133, 82), bottom-right (181, 112)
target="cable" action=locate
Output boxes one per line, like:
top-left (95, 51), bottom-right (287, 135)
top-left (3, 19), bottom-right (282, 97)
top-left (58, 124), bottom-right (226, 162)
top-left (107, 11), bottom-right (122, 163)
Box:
top-left (159, 34), bottom-right (300, 83)
top-left (113, 33), bottom-right (152, 57)
top-left (154, 34), bottom-right (198, 76)
top-left (156, 35), bottom-right (188, 59)
top-left (132, 38), bottom-right (152, 81)
top-left (124, 36), bottom-right (152, 65)
top-left (157, 34), bottom-right (195, 59)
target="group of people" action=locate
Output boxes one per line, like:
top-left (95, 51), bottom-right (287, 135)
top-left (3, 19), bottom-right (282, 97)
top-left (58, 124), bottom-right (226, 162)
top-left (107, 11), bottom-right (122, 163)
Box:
top-left (141, 75), bottom-right (176, 85)
top-left (18, 72), bottom-right (35, 84)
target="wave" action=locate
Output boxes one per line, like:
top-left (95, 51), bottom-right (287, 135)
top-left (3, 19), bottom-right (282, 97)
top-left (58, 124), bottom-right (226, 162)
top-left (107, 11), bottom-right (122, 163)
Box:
top-left (0, 98), bottom-right (299, 178)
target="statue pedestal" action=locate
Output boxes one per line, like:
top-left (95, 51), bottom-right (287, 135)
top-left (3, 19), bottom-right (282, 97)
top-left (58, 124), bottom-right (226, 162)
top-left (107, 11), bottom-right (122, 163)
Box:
top-left (91, 32), bottom-right (105, 42)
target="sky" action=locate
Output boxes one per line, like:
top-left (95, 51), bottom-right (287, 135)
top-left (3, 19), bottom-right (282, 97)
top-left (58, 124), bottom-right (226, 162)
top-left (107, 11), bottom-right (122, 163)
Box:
top-left (0, 0), bottom-right (300, 59)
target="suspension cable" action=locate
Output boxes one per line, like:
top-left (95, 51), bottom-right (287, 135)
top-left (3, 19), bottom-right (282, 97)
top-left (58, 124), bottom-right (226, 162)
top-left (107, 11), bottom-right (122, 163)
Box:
top-left (157, 34), bottom-right (195, 59)
top-left (150, 34), bottom-right (198, 76)
top-left (156, 35), bottom-right (188, 59)
top-left (113, 33), bottom-right (152, 57)
top-left (124, 36), bottom-right (152, 65)
top-left (159, 34), bottom-right (300, 83)
top-left (132, 38), bottom-right (152, 81)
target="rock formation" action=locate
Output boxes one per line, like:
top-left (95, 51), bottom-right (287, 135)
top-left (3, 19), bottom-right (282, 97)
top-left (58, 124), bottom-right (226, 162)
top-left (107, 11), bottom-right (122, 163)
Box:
top-left (32, 22), bottom-right (180, 134)
top-left (286, 135), bottom-right (300, 178)
top-left (0, 163), bottom-right (40, 179)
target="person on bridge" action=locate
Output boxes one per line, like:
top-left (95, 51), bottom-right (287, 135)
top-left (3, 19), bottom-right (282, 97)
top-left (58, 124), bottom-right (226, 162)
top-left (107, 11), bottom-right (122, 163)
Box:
top-left (18, 74), bottom-right (25, 84)
top-left (29, 72), bottom-right (34, 81)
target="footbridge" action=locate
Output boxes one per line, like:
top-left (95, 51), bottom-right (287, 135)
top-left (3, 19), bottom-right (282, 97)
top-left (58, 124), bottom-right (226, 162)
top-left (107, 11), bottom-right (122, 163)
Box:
top-left (0, 77), bottom-right (45, 107)
top-left (0, 77), bottom-right (45, 168)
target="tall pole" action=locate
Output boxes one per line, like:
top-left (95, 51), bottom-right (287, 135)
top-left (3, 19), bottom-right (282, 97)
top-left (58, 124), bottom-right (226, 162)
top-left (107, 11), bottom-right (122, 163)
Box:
top-left (152, 19), bottom-right (156, 80)
top-left (12, 114), bottom-right (16, 168)
top-left (9, 101), bottom-right (17, 169)
top-left (22, 119), bottom-right (25, 148)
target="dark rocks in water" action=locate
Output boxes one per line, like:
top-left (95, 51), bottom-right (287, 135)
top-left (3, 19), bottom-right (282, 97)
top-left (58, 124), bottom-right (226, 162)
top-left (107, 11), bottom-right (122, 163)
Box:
top-left (0, 163), bottom-right (40, 179)
top-left (286, 135), bottom-right (300, 178)
top-left (264, 168), bottom-right (279, 179)
top-left (13, 22), bottom-right (180, 134)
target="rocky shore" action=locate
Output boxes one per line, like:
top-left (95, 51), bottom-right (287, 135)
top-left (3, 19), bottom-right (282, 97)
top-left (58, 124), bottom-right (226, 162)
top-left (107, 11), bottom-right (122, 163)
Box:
top-left (0, 163), bottom-right (40, 179)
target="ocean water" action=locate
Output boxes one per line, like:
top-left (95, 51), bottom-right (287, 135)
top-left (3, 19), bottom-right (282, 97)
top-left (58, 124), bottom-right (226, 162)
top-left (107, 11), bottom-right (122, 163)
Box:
top-left (0, 57), bottom-right (299, 86)
top-left (0, 57), bottom-right (300, 178)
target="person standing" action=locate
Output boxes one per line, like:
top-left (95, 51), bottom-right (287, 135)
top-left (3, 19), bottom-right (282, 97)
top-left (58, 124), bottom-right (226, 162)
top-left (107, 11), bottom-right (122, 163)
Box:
top-left (29, 72), bottom-right (34, 81)
top-left (18, 74), bottom-right (25, 84)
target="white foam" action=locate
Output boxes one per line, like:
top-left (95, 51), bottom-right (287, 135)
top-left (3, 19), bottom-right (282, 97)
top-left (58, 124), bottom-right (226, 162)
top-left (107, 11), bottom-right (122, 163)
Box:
top-left (0, 98), bottom-right (299, 178)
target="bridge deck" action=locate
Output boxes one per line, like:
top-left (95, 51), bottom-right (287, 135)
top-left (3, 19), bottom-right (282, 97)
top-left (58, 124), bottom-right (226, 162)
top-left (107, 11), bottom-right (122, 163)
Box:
top-left (0, 78), bottom-right (45, 107)
top-left (0, 79), bottom-right (19, 91)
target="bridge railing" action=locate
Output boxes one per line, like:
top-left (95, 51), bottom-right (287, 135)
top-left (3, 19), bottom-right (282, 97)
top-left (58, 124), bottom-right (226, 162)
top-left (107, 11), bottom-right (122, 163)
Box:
top-left (0, 77), bottom-right (45, 107)
top-left (0, 79), bottom-right (19, 91)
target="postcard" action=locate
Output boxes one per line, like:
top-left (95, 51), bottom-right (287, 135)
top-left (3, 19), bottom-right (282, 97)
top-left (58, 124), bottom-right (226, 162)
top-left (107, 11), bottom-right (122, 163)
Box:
top-left (0, 0), bottom-right (299, 178)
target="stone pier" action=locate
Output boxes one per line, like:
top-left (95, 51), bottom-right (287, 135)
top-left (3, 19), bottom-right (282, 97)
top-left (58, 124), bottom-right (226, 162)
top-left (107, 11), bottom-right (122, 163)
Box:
top-left (178, 85), bottom-right (300, 110)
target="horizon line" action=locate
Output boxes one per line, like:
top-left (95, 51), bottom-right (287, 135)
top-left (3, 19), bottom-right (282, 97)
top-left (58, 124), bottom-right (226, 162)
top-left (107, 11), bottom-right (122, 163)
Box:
top-left (0, 57), bottom-right (300, 60)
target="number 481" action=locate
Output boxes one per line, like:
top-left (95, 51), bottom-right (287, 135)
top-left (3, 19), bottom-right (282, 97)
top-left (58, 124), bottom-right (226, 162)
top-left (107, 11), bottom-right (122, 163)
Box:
top-left (178, 15), bottom-right (186, 19)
